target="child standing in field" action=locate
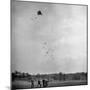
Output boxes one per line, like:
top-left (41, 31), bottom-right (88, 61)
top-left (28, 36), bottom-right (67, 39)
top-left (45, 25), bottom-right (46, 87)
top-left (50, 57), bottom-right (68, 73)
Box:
top-left (42, 79), bottom-right (48, 87)
top-left (38, 80), bottom-right (42, 87)
top-left (31, 79), bottom-right (34, 88)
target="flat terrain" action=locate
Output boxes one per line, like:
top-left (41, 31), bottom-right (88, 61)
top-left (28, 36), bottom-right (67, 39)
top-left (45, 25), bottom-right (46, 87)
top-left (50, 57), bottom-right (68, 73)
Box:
top-left (12, 80), bottom-right (87, 89)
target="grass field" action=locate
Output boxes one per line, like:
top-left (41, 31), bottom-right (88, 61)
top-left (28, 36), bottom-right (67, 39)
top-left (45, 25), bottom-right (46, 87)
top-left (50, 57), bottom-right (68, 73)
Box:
top-left (12, 80), bottom-right (87, 89)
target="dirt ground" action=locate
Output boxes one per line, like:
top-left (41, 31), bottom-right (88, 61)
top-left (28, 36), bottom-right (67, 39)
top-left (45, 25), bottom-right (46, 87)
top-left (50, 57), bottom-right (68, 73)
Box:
top-left (12, 80), bottom-right (87, 89)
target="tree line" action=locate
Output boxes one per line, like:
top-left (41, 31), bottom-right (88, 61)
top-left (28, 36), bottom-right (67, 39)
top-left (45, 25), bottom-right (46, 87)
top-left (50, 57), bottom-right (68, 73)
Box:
top-left (12, 71), bottom-right (87, 81)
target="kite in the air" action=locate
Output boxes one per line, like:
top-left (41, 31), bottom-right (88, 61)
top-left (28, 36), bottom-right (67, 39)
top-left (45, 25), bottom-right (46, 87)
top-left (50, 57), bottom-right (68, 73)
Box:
top-left (37, 10), bottom-right (42, 15)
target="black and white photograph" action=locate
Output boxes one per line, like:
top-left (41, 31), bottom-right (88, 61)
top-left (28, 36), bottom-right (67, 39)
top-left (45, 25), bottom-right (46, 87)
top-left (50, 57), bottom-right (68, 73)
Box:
top-left (11, 0), bottom-right (88, 89)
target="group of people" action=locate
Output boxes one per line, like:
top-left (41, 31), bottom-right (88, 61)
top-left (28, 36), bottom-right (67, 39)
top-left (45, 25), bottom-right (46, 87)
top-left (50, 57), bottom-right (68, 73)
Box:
top-left (30, 79), bottom-right (49, 88)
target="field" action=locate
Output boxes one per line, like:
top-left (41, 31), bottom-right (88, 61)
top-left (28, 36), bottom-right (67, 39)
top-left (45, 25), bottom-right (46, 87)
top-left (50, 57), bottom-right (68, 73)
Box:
top-left (12, 80), bottom-right (87, 89)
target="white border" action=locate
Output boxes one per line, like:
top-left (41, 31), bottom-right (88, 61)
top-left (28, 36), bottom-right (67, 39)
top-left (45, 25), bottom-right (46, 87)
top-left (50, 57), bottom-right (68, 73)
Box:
top-left (0, 0), bottom-right (89, 90)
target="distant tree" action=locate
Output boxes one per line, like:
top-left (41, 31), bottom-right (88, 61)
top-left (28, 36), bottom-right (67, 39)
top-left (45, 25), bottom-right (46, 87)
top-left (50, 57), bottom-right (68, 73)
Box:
top-left (36, 74), bottom-right (40, 78)
top-left (26, 73), bottom-right (31, 80)
top-left (59, 72), bottom-right (64, 80)
top-left (12, 72), bottom-right (15, 81)
top-left (22, 72), bottom-right (26, 78)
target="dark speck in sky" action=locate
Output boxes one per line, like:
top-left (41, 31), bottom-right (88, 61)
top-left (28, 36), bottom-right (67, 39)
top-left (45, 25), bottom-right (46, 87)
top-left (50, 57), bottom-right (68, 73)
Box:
top-left (37, 10), bottom-right (42, 15)
top-left (46, 51), bottom-right (48, 54)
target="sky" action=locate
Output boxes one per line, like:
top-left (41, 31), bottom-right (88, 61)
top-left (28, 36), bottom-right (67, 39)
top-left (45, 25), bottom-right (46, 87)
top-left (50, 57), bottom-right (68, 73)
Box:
top-left (11, 0), bottom-right (87, 74)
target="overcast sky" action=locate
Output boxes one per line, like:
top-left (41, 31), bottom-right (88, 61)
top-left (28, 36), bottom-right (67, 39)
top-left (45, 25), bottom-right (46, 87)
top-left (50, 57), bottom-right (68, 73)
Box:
top-left (11, 0), bottom-right (87, 74)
